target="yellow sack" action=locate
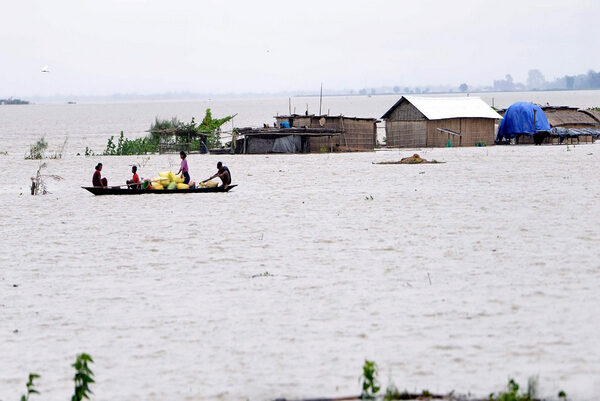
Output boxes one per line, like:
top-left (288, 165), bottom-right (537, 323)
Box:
top-left (158, 171), bottom-right (170, 178)
top-left (152, 183), bottom-right (164, 190)
top-left (203, 180), bottom-right (218, 188)
top-left (160, 179), bottom-right (170, 186)
top-left (152, 176), bottom-right (163, 182)
top-left (176, 183), bottom-right (189, 190)
top-left (168, 171), bottom-right (176, 182)
top-left (173, 174), bottom-right (185, 183)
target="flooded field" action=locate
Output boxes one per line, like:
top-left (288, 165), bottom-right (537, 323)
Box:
top-left (1, 93), bottom-right (599, 400)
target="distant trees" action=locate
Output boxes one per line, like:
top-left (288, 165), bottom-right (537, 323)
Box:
top-left (565, 75), bottom-right (575, 89)
top-left (393, 86), bottom-right (400, 93)
top-left (490, 69), bottom-right (600, 92)
top-left (527, 69), bottom-right (546, 90)
top-left (459, 83), bottom-right (468, 92)
top-left (493, 74), bottom-right (523, 91)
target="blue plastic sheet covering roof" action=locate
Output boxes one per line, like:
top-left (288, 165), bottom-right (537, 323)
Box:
top-left (497, 102), bottom-right (550, 140)
top-left (550, 127), bottom-right (600, 139)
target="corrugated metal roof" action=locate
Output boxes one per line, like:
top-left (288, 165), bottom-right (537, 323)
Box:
top-left (382, 96), bottom-right (503, 120)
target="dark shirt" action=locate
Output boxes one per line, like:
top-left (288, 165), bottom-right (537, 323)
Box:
top-left (93, 170), bottom-right (102, 187)
top-left (220, 166), bottom-right (231, 185)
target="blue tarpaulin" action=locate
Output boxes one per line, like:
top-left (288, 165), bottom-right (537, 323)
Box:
top-left (497, 102), bottom-right (550, 141)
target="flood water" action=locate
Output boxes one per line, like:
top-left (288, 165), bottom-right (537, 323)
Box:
top-left (1, 91), bottom-right (599, 401)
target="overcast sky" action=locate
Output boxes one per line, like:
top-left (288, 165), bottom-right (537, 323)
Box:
top-left (1, 0), bottom-right (598, 97)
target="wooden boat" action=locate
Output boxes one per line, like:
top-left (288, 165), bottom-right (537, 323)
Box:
top-left (82, 184), bottom-right (237, 196)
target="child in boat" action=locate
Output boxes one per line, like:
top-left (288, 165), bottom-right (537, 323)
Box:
top-left (176, 151), bottom-right (190, 184)
top-left (126, 165), bottom-right (141, 189)
top-left (92, 163), bottom-right (108, 188)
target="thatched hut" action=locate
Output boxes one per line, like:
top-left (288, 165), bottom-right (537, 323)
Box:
top-left (497, 104), bottom-right (599, 145)
top-left (381, 96), bottom-right (502, 147)
top-left (274, 114), bottom-right (377, 152)
top-left (542, 106), bottom-right (599, 129)
top-left (580, 109), bottom-right (600, 124)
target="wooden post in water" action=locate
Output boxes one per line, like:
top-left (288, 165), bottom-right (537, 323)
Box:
top-left (319, 82), bottom-right (323, 115)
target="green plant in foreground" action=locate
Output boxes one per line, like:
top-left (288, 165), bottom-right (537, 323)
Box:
top-left (489, 378), bottom-right (537, 401)
top-left (20, 373), bottom-right (40, 401)
top-left (360, 360), bottom-right (380, 399)
top-left (72, 353), bottom-right (94, 401)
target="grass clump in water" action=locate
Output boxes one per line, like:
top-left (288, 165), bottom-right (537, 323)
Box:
top-left (489, 377), bottom-right (538, 401)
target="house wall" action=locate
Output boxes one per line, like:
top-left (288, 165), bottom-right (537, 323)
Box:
top-left (426, 118), bottom-right (496, 147)
top-left (246, 137), bottom-right (275, 153)
top-left (385, 121), bottom-right (427, 147)
top-left (276, 116), bottom-right (376, 152)
top-left (387, 101), bottom-right (427, 120)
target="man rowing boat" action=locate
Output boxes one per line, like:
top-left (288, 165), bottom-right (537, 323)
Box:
top-left (204, 161), bottom-right (231, 189)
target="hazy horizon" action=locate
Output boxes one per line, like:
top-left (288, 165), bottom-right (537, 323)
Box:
top-left (2, 0), bottom-right (599, 98)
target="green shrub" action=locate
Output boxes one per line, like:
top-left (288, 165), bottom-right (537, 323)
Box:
top-left (26, 137), bottom-right (48, 159)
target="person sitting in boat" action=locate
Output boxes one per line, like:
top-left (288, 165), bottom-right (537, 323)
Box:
top-left (176, 151), bottom-right (190, 184)
top-left (126, 165), bottom-right (141, 189)
top-left (205, 161), bottom-right (231, 189)
top-left (92, 163), bottom-right (108, 188)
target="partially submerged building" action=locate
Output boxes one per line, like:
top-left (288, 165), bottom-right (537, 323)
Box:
top-left (235, 127), bottom-right (338, 154)
top-left (381, 96), bottom-right (502, 147)
top-left (497, 104), bottom-right (599, 144)
top-left (273, 114), bottom-right (378, 152)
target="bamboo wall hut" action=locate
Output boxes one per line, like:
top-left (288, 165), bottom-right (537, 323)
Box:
top-left (382, 96), bottom-right (502, 147)
top-left (274, 114), bottom-right (378, 152)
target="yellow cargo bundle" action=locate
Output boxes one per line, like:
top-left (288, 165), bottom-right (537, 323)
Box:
top-left (176, 183), bottom-right (189, 190)
top-left (158, 171), bottom-right (170, 178)
top-left (173, 174), bottom-right (185, 183)
top-left (202, 180), bottom-right (218, 188)
top-left (168, 171), bottom-right (176, 182)
top-left (152, 183), bottom-right (164, 190)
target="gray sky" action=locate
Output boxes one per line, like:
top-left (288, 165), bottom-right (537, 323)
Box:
top-left (1, 0), bottom-right (598, 97)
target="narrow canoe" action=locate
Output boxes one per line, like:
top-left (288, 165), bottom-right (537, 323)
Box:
top-left (82, 184), bottom-right (237, 196)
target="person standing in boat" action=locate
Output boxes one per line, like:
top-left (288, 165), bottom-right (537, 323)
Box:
top-left (176, 151), bottom-right (190, 184)
top-left (92, 163), bottom-right (108, 188)
top-left (126, 165), bottom-right (141, 189)
top-left (205, 161), bottom-right (231, 189)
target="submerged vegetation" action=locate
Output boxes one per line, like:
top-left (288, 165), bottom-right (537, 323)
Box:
top-left (25, 137), bottom-right (48, 159)
top-left (13, 356), bottom-right (569, 400)
top-left (25, 136), bottom-right (68, 159)
top-left (31, 162), bottom-right (63, 195)
top-left (360, 360), bottom-right (380, 399)
top-left (16, 354), bottom-right (93, 401)
top-left (72, 353), bottom-right (94, 401)
top-left (20, 373), bottom-right (40, 401)
top-left (99, 108), bottom-right (233, 156)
